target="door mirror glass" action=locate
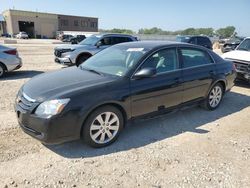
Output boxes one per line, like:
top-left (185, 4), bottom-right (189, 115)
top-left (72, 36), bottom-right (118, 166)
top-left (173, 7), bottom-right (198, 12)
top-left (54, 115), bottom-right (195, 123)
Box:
top-left (133, 68), bottom-right (156, 79)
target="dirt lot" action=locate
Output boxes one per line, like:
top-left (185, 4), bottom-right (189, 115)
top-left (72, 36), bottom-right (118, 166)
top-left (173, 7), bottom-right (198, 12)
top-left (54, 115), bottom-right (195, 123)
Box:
top-left (0, 39), bottom-right (250, 188)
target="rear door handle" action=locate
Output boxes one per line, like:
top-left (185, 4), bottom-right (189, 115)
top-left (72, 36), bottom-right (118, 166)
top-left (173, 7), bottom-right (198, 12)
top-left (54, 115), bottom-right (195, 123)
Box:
top-left (174, 77), bottom-right (180, 83)
top-left (209, 70), bottom-right (216, 75)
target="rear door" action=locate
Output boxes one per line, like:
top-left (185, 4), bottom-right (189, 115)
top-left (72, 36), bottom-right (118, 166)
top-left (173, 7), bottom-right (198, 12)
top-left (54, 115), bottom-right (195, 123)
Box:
top-left (130, 47), bottom-right (183, 117)
top-left (179, 47), bottom-right (215, 102)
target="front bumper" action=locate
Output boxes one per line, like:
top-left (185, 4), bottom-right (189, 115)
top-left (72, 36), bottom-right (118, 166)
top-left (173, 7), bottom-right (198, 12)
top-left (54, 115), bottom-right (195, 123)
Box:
top-left (6, 57), bottom-right (22, 72)
top-left (15, 93), bottom-right (82, 144)
top-left (55, 57), bottom-right (73, 66)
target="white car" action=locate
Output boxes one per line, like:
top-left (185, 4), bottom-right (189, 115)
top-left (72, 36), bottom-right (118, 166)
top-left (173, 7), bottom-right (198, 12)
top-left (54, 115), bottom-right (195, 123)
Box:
top-left (0, 45), bottom-right (22, 78)
top-left (16, 32), bottom-right (29, 39)
top-left (222, 37), bottom-right (250, 83)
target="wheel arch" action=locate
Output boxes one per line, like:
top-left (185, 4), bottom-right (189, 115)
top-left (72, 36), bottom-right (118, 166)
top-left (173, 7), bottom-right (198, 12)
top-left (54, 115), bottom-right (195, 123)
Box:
top-left (206, 79), bottom-right (226, 97)
top-left (0, 62), bottom-right (8, 72)
top-left (75, 52), bottom-right (92, 64)
top-left (79, 102), bottom-right (128, 137)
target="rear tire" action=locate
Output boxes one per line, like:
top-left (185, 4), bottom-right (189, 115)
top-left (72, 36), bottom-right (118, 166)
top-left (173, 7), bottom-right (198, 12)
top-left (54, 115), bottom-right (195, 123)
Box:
top-left (76, 55), bottom-right (91, 67)
top-left (202, 83), bottom-right (224, 110)
top-left (0, 63), bottom-right (6, 78)
top-left (82, 105), bottom-right (124, 148)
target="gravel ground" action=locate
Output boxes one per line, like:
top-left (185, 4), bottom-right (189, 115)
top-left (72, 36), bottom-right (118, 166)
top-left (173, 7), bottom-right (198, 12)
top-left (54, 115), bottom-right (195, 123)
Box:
top-left (0, 39), bottom-right (250, 188)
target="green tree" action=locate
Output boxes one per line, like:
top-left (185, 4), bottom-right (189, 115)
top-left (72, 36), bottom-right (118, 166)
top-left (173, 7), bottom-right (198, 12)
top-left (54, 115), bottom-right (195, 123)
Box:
top-left (216, 26), bottom-right (236, 38)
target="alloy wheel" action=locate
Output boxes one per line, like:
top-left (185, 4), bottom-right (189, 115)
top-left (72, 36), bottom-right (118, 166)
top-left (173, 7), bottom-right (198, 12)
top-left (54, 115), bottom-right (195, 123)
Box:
top-left (90, 112), bottom-right (120, 144)
top-left (209, 86), bottom-right (222, 108)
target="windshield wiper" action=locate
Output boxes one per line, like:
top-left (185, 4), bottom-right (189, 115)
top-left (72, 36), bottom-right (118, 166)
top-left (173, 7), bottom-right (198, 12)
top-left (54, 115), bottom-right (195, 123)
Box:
top-left (80, 67), bottom-right (103, 75)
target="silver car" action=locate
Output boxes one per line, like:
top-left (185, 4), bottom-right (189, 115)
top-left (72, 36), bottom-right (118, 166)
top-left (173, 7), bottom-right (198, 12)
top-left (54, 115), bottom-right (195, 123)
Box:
top-left (0, 45), bottom-right (22, 78)
top-left (54, 33), bottom-right (137, 66)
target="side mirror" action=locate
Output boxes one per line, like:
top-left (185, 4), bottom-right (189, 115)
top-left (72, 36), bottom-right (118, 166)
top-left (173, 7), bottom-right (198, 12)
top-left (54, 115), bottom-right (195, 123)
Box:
top-left (96, 41), bottom-right (102, 48)
top-left (133, 67), bottom-right (156, 79)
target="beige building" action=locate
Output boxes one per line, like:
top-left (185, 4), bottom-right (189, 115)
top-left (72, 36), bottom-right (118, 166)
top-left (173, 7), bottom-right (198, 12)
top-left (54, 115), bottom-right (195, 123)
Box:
top-left (2, 9), bottom-right (98, 38)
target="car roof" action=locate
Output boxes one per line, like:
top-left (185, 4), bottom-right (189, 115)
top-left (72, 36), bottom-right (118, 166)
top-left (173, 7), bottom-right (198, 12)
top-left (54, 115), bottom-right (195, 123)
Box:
top-left (115, 40), bottom-right (202, 50)
top-left (177, 35), bottom-right (209, 38)
top-left (94, 33), bottom-right (135, 38)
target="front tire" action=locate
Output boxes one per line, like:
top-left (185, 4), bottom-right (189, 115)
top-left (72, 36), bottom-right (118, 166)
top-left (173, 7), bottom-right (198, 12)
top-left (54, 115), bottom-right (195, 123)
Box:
top-left (82, 106), bottom-right (124, 148)
top-left (0, 63), bottom-right (6, 78)
top-left (202, 83), bottom-right (224, 110)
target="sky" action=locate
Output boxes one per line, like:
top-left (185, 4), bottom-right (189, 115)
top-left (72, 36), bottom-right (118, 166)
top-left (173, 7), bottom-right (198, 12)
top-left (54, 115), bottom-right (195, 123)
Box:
top-left (0, 0), bottom-right (250, 36)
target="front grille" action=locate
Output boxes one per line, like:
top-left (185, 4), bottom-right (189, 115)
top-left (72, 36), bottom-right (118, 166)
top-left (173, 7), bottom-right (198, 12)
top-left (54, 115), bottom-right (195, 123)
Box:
top-left (16, 92), bottom-right (37, 112)
top-left (233, 61), bottom-right (250, 73)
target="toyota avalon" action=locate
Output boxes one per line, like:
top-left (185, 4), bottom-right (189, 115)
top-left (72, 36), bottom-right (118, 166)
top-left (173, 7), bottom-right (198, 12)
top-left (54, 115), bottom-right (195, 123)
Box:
top-left (15, 41), bottom-right (236, 147)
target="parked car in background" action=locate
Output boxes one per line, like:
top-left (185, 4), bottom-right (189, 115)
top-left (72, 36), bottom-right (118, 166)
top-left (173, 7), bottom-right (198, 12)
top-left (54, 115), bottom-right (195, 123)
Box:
top-left (1, 33), bottom-right (11, 38)
top-left (222, 37), bottom-right (250, 83)
top-left (70, 35), bottom-right (86, 44)
top-left (0, 45), bottom-right (22, 78)
top-left (176, 35), bottom-right (213, 50)
top-left (54, 33), bottom-right (138, 66)
top-left (58, 34), bottom-right (74, 41)
top-left (220, 37), bottom-right (244, 53)
top-left (16, 41), bottom-right (236, 147)
top-left (16, 32), bottom-right (29, 39)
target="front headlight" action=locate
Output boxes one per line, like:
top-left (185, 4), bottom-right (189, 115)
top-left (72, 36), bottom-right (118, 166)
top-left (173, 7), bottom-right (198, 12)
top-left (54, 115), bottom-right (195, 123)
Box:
top-left (35, 99), bottom-right (70, 118)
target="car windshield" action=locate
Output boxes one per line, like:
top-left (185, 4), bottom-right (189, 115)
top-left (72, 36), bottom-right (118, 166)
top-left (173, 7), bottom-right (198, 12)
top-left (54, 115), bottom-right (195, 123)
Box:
top-left (79, 35), bottom-right (100, 45)
top-left (79, 45), bottom-right (150, 77)
top-left (237, 39), bottom-right (250, 51)
top-left (176, 36), bottom-right (190, 43)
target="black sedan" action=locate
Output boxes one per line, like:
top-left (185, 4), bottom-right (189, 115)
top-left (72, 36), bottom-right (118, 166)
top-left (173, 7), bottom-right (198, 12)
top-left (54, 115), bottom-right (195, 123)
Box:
top-left (15, 41), bottom-right (236, 147)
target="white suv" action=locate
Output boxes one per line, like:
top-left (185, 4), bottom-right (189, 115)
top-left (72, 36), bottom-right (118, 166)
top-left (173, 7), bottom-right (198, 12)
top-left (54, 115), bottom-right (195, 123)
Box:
top-left (54, 33), bottom-right (137, 66)
top-left (222, 37), bottom-right (250, 83)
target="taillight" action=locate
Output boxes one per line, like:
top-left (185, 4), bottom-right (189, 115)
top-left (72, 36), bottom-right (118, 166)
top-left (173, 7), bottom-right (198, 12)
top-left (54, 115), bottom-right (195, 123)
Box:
top-left (4, 49), bottom-right (17, 56)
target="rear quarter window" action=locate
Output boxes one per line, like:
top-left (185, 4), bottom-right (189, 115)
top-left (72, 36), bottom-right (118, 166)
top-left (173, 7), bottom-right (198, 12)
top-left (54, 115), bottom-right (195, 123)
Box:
top-left (180, 48), bottom-right (214, 68)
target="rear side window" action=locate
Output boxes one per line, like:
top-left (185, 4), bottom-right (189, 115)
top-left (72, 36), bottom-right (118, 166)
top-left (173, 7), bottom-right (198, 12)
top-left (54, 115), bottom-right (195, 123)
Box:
top-left (112, 37), bottom-right (133, 44)
top-left (180, 48), bottom-right (213, 68)
top-left (197, 37), bottom-right (211, 46)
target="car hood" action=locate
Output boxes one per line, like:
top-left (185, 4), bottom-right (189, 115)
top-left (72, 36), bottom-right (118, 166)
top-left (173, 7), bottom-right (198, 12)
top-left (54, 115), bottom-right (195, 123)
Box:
top-left (55, 44), bottom-right (90, 50)
top-left (22, 67), bottom-right (116, 102)
top-left (222, 50), bottom-right (250, 62)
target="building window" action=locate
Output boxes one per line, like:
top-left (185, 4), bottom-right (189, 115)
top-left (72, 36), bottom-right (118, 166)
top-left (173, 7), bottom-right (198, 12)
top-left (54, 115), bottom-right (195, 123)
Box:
top-left (61, 19), bottom-right (68, 26)
top-left (80, 21), bottom-right (88, 27)
top-left (90, 22), bottom-right (94, 28)
top-left (74, 20), bottom-right (79, 27)
top-left (0, 23), bottom-right (2, 30)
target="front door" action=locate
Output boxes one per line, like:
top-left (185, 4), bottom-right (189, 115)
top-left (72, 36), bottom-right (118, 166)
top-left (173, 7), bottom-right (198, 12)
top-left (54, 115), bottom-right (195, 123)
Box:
top-left (130, 48), bottom-right (183, 117)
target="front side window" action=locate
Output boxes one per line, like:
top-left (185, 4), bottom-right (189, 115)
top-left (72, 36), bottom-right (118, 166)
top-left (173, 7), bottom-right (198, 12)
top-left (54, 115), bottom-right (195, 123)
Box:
top-left (100, 37), bottom-right (112, 45)
top-left (237, 39), bottom-right (250, 51)
top-left (189, 37), bottom-right (196, 44)
top-left (79, 35), bottom-right (100, 45)
top-left (180, 48), bottom-right (213, 68)
top-left (141, 48), bottom-right (178, 74)
top-left (80, 46), bottom-right (150, 76)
